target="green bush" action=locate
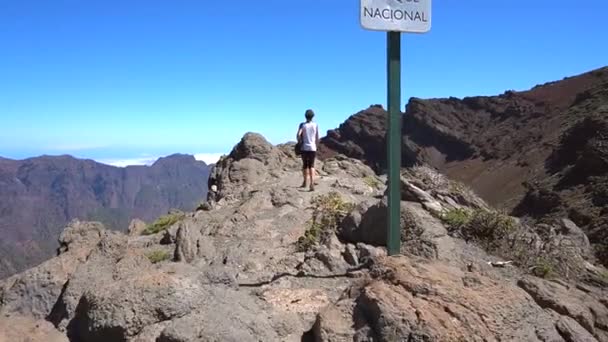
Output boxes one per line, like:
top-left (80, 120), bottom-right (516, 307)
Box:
top-left (442, 208), bottom-right (516, 249)
top-left (363, 176), bottom-right (383, 189)
top-left (464, 209), bottom-right (516, 250)
top-left (142, 212), bottom-right (185, 235)
top-left (297, 222), bottom-right (323, 252)
top-left (444, 208), bottom-right (588, 281)
top-left (531, 257), bottom-right (556, 279)
top-left (296, 192), bottom-right (354, 252)
top-left (441, 208), bottom-right (472, 233)
top-left (146, 250), bottom-right (171, 264)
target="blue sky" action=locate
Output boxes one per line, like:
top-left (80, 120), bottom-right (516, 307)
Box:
top-left (1, 0), bottom-right (606, 165)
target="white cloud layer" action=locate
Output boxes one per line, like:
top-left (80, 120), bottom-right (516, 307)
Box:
top-left (97, 153), bottom-right (224, 168)
top-left (98, 157), bottom-right (157, 167)
top-left (194, 153), bottom-right (224, 165)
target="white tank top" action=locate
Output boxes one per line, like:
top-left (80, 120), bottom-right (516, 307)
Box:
top-left (300, 122), bottom-right (318, 152)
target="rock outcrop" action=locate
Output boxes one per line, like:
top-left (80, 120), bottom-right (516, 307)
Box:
top-left (1, 132), bottom-right (607, 341)
top-left (0, 315), bottom-right (68, 342)
top-left (321, 66), bottom-right (608, 267)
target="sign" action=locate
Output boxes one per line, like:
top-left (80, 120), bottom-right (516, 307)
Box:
top-left (358, 0), bottom-right (431, 255)
top-left (360, 0), bottom-right (431, 33)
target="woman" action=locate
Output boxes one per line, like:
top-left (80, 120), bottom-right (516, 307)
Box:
top-left (297, 109), bottom-right (319, 191)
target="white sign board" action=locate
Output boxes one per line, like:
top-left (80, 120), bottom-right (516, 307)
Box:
top-left (360, 0), bottom-right (431, 33)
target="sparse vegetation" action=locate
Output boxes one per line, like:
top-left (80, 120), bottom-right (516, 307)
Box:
top-left (195, 201), bottom-right (211, 211)
top-left (442, 208), bottom-right (516, 249)
top-left (442, 208), bottom-right (472, 233)
top-left (443, 208), bottom-right (586, 280)
top-left (530, 257), bottom-right (556, 279)
top-left (464, 209), bottom-right (516, 250)
top-left (508, 228), bottom-right (588, 281)
top-left (296, 192), bottom-right (354, 252)
top-left (142, 211), bottom-right (185, 235)
top-left (363, 175), bottom-right (383, 189)
top-left (600, 269), bottom-right (608, 282)
top-left (297, 221), bottom-right (324, 252)
top-left (146, 250), bottom-right (171, 264)
top-left (448, 180), bottom-right (469, 196)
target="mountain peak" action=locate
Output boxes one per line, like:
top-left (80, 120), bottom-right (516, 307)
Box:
top-left (152, 153), bottom-right (202, 166)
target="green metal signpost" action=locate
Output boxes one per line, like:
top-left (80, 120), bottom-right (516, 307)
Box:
top-left (386, 31), bottom-right (401, 255)
top-left (360, 0), bottom-right (432, 256)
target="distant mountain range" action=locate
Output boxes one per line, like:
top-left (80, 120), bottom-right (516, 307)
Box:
top-left (0, 154), bottom-right (211, 279)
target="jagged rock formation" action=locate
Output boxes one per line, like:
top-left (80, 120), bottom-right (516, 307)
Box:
top-left (321, 66), bottom-right (608, 266)
top-left (0, 154), bottom-right (212, 279)
top-left (1, 132), bottom-right (606, 341)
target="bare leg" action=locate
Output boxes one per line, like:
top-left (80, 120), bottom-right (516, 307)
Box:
top-left (301, 169), bottom-right (307, 187)
top-left (309, 168), bottom-right (315, 191)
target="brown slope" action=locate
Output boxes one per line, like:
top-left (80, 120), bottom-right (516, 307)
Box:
top-left (320, 65), bottom-right (608, 263)
top-left (0, 154), bottom-right (211, 279)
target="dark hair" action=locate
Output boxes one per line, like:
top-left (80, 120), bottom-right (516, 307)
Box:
top-left (305, 109), bottom-right (315, 122)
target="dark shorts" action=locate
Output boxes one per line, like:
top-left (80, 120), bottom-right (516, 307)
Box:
top-left (301, 151), bottom-right (316, 169)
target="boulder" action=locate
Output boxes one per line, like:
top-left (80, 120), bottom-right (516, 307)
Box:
top-left (357, 243), bottom-right (387, 261)
top-left (560, 218), bottom-right (592, 258)
top-left (0, 315), bottom-right (68, 342)
top-left (174, 220), bottom-right (204, 263)
top-left (321, 155), bottom-right (377, 179)
top-left (48, 232), bottom-right (132, 330)
top-left (312, 256), bottom-right (566, 341)
top-left (208, 132), bottom-right (294, 202)
top-left (556, 316), bottom-right (599, 342)
top-left (517, 276), bottom-right (608, 340)
top-left (311, 303), bottom-right (356, 341)
top-left (68, 267), bottom-right (209, 341)
top-left (340, 198), bottom-right (441, 260)
top-left (0, 221), bottom-right (105, 319)
top-left (343, 244), bottom-right (359, 266)
top-left (400, 178), bottom-right (444, 215)
top-left (230, 132), bottom-right (276, 163)
top-left (128, 219), bottom-right (147, 236)
top-left (57, 220), bottom-right (105, 255)
top-left (339, 199), bottom-right (387, 246)
top-left (155, 286), bottom-right (299, 342)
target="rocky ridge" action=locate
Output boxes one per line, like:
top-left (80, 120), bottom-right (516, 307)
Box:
top-left (1, 132), bottom-right (607, 341)
top-left (320, 66), bottom-right (608, 266)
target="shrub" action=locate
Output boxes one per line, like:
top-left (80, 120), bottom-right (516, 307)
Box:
top-left (146, 250), bottom-right (171, 264)
top-left (444, 208), bottom-right (587, 281)
top-left (530, 257), bottom-right (556, 279)
top-left (464, 209), bottom-right (516, 250)
top-left (363, 176), bottom-right (383, 189)
top-left (142, 212), bottom-right (185, 235)
top-left (195, 201), bottom-right (212, 211)
top-left (296, 192), bottom-right (354, 252)
top-left (442, 208), bottom-right (516, 249)
top-left (441, 208), bottom-right (472, 234)
top-left (442, 208), bottom-right (517, 247)
top-left (297, 222), bottom-right (323, 252)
